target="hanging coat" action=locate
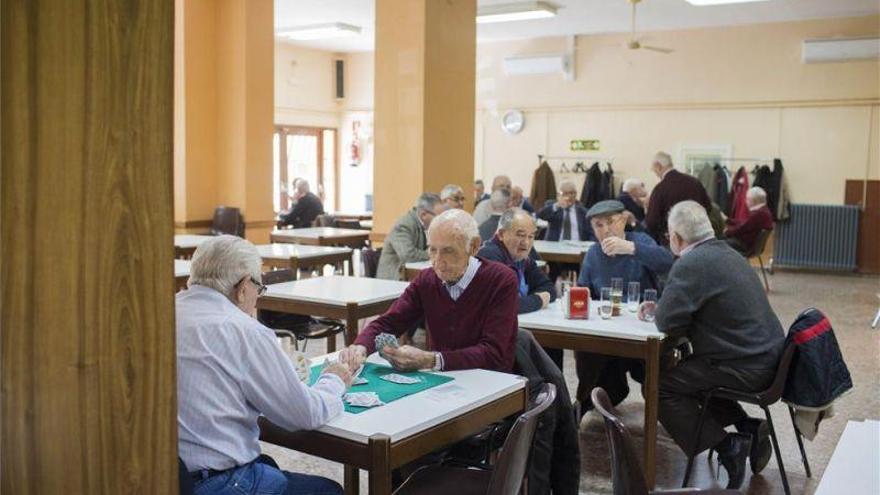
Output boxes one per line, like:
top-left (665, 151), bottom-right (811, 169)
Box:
top-left (580, 162), bottom-right (604, 208)
top-left (771, 159), bottom-right (791, 221)
top-left (530, 161), bottom-right (557, 210)
top-left (728, 166), bottom-right (750, 225)
top-left (601, 163), bottom-right (615, 201)
top-left (714, 165), bottom-right (730, 215)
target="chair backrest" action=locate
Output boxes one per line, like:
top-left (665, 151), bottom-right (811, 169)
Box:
top-left (486, 383), bottom-right (557, 495)
top-left (336, 219), bottom-right (362, 230)
top-left (361, 247), bottom-right (382, 278)
top-left (758, 339), bottom-right (798, 405)
top-left (262, 268), bottom-right (296, 286)
top-left (591, 387), bottom-right (649, 495)
top-left (211, 206), bottom-right (245, 237)
top-left (745, 228), bottom-right (773, 258)
top-left (178, 457), bottom-right (195, 495)
top-left (315, 214), bottom-right (337, 227)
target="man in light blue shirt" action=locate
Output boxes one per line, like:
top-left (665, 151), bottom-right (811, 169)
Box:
top-left (177, 235), bottom-right (355, 495)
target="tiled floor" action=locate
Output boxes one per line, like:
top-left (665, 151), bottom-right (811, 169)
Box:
top-left (261, 269), bottom-right (880, 494)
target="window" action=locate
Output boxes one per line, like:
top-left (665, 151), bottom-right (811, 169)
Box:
top-left (272, 125), bottom-right (338, 213)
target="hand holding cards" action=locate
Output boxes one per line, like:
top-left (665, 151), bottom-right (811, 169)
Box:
top-left (374, 333), bottom-right (400, 359)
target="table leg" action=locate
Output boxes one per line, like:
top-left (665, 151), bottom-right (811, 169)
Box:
top-left (344, 465), bottom-right (359, 495)
top-left (347, 252), bottom-right (354, 276)
top-left (368, 435), bottom-right (392, 495)
top-left (644, 337), bottom-right (661, 489)
top-left (345, 303), bottom-right (359, 347)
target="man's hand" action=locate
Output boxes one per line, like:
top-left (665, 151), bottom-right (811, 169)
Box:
top-left (536, 291), bottom-right (551, 309)
top-left (338, 344), bottom-right (367, 373)
top-left (601, 237), bottom-right (636, 257)
top-left (637, 301), bottom-right (657, 322)
top-left (321, 361), bottom-right (354, 388)
top-left (383, 345), bottom-right (435, 371)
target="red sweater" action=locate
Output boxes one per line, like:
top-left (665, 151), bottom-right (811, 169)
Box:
top-left (645, 169), bottom-right (711, 245)
top-left (355, 258), bottom-right (519, 372)
top-left (725, 205), bottom-right (774, 250)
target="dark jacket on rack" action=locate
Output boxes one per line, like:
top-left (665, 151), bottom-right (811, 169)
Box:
top-left (783, 308), bottom-right (852, 409)
top-left (478, 236), bottom-right (556, 314)
top-left (644, 169), bottom-right (711, 245)
top-left (714, 165), bottom-right (730, 215)
top-left (580, 162), bottom-right (604, 208)
top-left (530, 161), bottom-right (557, 212)
top-left (601, 163), bottom-right (615, 203)
top-left (537, 203), bottom-right (595, 242)
top-left (514, 330), bottom-right (581, 495)
top-left (754, 159), bottom-right (790, 221)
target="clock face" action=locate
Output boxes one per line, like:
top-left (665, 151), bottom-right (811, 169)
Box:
top-left (502, 110), bottom-right (525, 135)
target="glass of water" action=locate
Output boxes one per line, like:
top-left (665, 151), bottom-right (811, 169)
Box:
top-left (627, 281), bottom-right (641, 313)
top-left (610, 278), bottom-right (624, 315)
top-left (599, 287), bottom-right (613, 319)
top-left (642, 289), bottom-right (658, 322)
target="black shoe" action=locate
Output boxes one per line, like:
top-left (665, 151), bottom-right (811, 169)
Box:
top-left (715, 433), bottom-right (752, 489)
top-left (738, 418), bottom-right (772, 474)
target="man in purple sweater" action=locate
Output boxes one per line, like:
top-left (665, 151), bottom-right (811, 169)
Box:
top-left (644, 152), bottom-right (711, 246)
top-left (340, 209), bottom-right (520, 373)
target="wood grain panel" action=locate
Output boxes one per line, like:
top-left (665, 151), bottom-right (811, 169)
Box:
top-left (845, 180), bottom-right (880, 274)
top-left (1, 1), bottom-right (177, 493)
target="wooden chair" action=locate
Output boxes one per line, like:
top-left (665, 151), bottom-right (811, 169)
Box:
top-left (314, 214), bottom-right (336, 227)
top-left (210, 206), bottom-right (245, 237)
top-left (394, 383), bottom-right (557, 495)
top-left (743, 229), bottom-right (773, 292)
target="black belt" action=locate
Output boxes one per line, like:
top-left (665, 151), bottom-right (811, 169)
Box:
top-left (190, 467), bottom-right (231, 481)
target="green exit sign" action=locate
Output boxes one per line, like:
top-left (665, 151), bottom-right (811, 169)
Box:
top-left (571, 140), bottom-right (600, 151)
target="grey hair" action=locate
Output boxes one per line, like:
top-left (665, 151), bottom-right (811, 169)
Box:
top-left (491, 175), bottom-right (511, 191)
top-left (415, 192), bottom-right (442, 212)
top-left (558, 179), bottom-right (577, 193)
top-left (747, 186), bottom-right (767, 204)
top-left (654, 152), bottom-right (673, 168)
top-left (667, 201), bottom-right (714, 243)
top-left (497, 207), bottom-right (534, 232)
top-left (188, 235), bottom-right (262, 297)
top-left (489, 188), bottom-right (511, 212)
top-left (440, 184), bottom-right (463, 201)
top-left (427, 208), bottom-right (479, 247)
top-left (295, 179), bottom-right (310, 193)
top-left (622, 178), bottom-right (644, 193)
top-left (474, 179), bottom-right (485, 187)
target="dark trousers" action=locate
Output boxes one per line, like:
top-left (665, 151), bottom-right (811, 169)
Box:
top-left (659, 358), bottom-right (775, 454)
top-left (544, 347), bottom-right (564, 372)
top-left (574, 352), bottom-right (643, 412)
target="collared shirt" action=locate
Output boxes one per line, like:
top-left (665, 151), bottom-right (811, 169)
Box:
top-left (177, 285), bottom-right (345, 471)
top-left (554, 205), bottom-right (582, 241)
top-left (679, 235), bottom-right (714, 257)
top-left (443, 256), bottom-right (481, 301)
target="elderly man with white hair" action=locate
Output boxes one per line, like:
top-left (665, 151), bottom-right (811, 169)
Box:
top-left (644, 152), bottom-right (711, 245)
top-left (341, 209), bottom-right (519, 372)
top-left (536, 179), bottom-right (593, 242)
top-left (638, 201), bottom-right (784, 489)
top-left (177, 235), bottom-right (354, 495)
top-left (473, 174), bottom-right (513, 225)
top-left (724, 186), bottom-right (774, 254)
top-left (510, 185), bottom-right (535, 214)
top-left (278, 179), bottom-right (325, 228)
top-left (617, 177), bottom-right (648, 224)
top-left (440, 183), bottom-right (466, 210)
top-left (478, 188), bottom-right (513, 242)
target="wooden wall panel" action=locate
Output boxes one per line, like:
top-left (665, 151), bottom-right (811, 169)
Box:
top-left (1, 1), bottom-right (177, 493)
top-left (845, 180), bottom-right (880, 274)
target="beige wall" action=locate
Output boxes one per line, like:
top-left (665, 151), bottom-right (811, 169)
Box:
top-left (476, 16), bottom-right (880, 205)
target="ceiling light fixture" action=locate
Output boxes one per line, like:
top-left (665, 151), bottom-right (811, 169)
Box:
top-left (277, 23), bottom-right (362, 41)
top-left (685, 0), bottom-right (771, 5)
top-left (477, 1), bottom-right (557, 24)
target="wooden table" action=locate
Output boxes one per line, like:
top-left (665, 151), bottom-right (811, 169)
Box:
top-left (174, 234), bottom-right (214, 258)
top-left (256, 276), bottom-right (409, 352)
top-left (517, 301), bottom-right (665, 488)
top-left (256, 244), bottom-right (354, 277)
top-left (271, 228), bottom-right (370, 249)
top-left (174, 259), bottom-right (191, 291)
top-left (259, 353), bottom-right (528, 495)
top-left (402, 259), bottom-right (547, 282)
top-left (533, 240), bottom-right (593, 265)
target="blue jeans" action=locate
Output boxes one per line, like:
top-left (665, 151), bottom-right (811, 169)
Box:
top-left (193, 460), bottom-right (342, 495)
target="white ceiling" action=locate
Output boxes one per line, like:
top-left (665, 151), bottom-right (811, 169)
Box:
top-left (274, 0), bottom-right (880, 53)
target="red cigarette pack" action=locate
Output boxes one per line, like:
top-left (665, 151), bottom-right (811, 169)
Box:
top-left (568, 287), bottom-right (590, 319)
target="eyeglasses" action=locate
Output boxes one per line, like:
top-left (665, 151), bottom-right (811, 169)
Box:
top-left (239, 276), bottom-right (267, 296)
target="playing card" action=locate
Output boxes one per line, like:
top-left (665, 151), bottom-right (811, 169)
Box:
top-left (380, 373), bottom-right (421, 385)
top-left (352, 376), bottom-right (368, 386)
top-left (374, 333), bottom-right (400, 359)
top-left (344, 392), bottom-right (384, 408)
top-left (289, 351), bottom-right (311, 383)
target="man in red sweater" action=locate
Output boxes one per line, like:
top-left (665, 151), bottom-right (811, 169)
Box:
top-left (644, 152), bottom-right (712, 245)
top-left (725, 186), bottom-right (774, 254)
top-left (340, 209), bottom-right (520, 373)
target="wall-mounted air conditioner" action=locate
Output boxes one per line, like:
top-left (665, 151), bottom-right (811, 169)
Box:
top-left (802, 37), bottom-right (880, 63)
top-left (503, 53), bottom-right (573, 79)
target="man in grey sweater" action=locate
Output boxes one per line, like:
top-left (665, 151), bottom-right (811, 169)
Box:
top-left (376, 193), bottom-right (446, 280)
top-left (639, 200), bottom-right (784, 489)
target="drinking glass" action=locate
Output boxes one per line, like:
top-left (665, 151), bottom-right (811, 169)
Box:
top-left (610, 278), bottom-right (624, 315)
top-left (642, 289), bottom-right (658, 322)
top-left (627, 281), bottom-right (641, 313)
top-left (599, 287), bottom-right (613, 319)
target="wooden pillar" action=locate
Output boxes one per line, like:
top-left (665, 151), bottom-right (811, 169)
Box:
top-left (372, 0), bottom-right (477, 234)
top-left (2, 1), bottom-right (177, 493)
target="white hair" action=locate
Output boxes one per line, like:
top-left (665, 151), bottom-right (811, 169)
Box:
top-left (440, 184), bottom-right (463, 201)
top-left (295, 179), bottom-right (310, 194)
top-left (622, 178), bottom-right (644, 193)
top-left (558, 179), bottom-right (577, 193)
top-left (668, 201), bottom-right (714, 243)
top-left (489, 188), bottom-right (511, 212)
top-left (188, 235), bottom-right (262, 297)
top-left (427, 209), bottom-right (479, 247)
top-left (747, 186), bottom-right (767, 205)
top-left (654, 152), bottom-right (673, 169)
top-left (497, 207), bottom-right (533, 232)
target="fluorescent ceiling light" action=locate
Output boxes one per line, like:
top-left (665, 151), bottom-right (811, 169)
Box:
top-left (277, 23), bottom-right (361, 41)
top-left (477, 1), bottom-right (557, 24)
top-left (685, 0), bottom-right (771, 5)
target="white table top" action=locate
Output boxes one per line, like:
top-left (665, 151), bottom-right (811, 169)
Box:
top-left (533, 240), bottom-right (594, 256)
top-left (256, 243), bottom-right (352, 261)
top-left (174, 234), bottom-right (214, 249)
top-left (272, 227), bottom-right (369, 239)
top-left (815, 420), bottom-right (880, 495)
top-left (309, 353), bottom-right (527, 444)
top-left (517, 300), bottom-right (665, 342)
top-left (360, 220), bottom-right (373, 229)
top-left (174, 259), bottom-right (192, 278)
top-left (262, 275), bottom-right (409, 306)
top-left (404, 259), bottom-right (546, 271)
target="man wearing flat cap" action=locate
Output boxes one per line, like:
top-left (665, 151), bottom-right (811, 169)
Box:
top-left (574, 200), bottom-right (675, 417)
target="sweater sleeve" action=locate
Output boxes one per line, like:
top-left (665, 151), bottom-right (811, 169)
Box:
top-left (354, 279), bottom-right (425, 353)
top-left (441, 270), bottom-right (519, 371)
top-left (632, 233), bottom-right (675, 276)
top-left (654, 260), bottom-right (703, 340)
top-left (644, 189), bottom-right (666, 243)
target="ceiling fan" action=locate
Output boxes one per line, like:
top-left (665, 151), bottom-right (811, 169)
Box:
top-left (625, 0), bottom-right (674, 54)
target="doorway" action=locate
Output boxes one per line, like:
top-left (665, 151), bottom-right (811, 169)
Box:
top-left (273, 125), bottom-right (338, 213)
